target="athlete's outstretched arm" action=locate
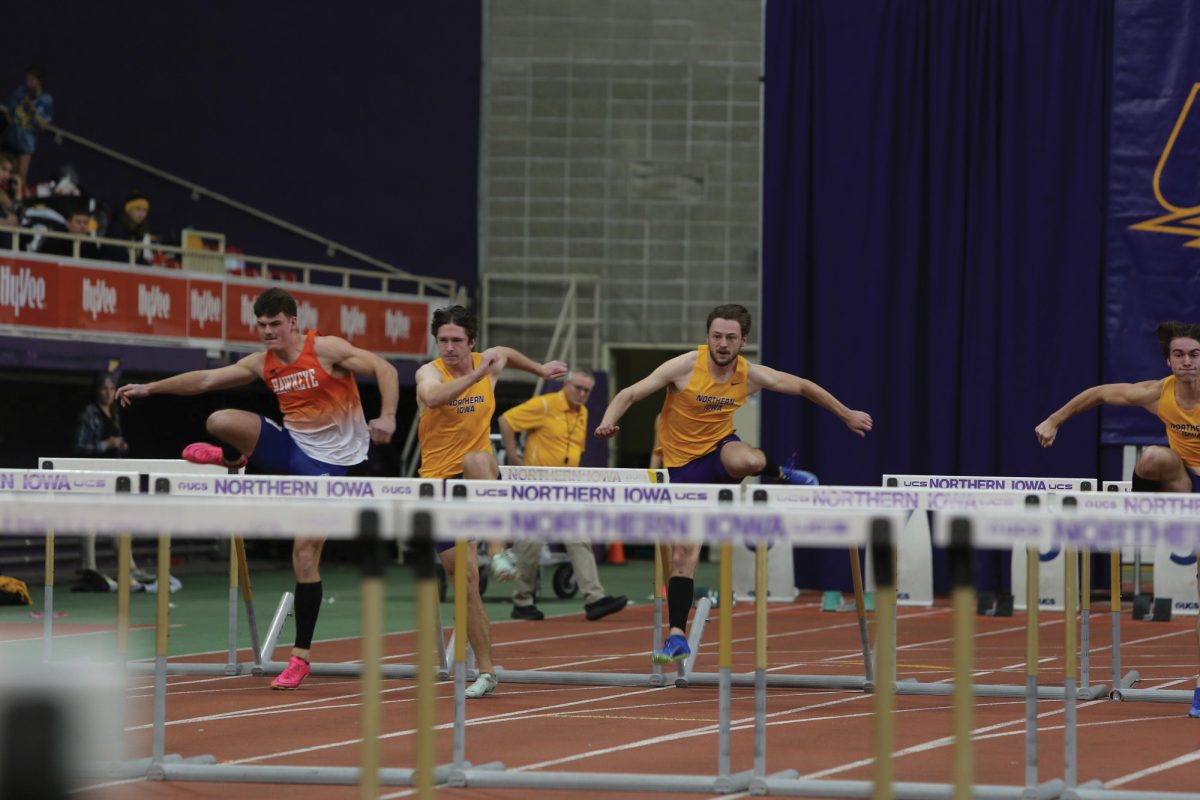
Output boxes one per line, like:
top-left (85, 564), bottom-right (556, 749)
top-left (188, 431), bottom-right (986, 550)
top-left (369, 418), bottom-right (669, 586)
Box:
top-left (747, 363), bottom-right (873, 437)
top-left (115, 355), bottom-right (262, 406)
top-left (1035, 380), bottom-right (1162, 447)
top-left (487, 346), bottom-right (567, 381)
top-left (594, 353), bottom-right (693, 439)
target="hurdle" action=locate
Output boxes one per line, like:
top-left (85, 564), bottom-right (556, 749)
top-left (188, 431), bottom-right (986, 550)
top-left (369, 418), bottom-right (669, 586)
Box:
top-left (938, 507), bottom-right (1200, 800)
top-left (0, 489), bottom-right (475, 789)
top-left (679, 484), bottom-right (878, 692)
top-left (156, 473), bottom-right (444, 681)
top-left (0, 468), bottom-right (139, 662)
top-left (447, 477), bottom-right (727, 688)
top-left (1062, 489), bottom-right (1198, 706)
top-left (415, 499), bottom-right (905, 796)
top-left (35, 457), bottom-right (259, 677)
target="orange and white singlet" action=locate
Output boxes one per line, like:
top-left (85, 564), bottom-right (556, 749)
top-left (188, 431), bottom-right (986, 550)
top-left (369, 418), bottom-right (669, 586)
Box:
top-left (1156, 375), bottom-right (1200, 469)
top-left (418, 352), bottom-right (496, 478)
top-left (263, 330), bottom-right (369, 466)
top-left (657, 345), bottom-right (749, 469)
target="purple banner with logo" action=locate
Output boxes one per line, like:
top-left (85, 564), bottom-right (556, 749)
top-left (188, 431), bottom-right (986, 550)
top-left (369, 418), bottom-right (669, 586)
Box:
top-left (1105, 3), bottom-right (1200, 444)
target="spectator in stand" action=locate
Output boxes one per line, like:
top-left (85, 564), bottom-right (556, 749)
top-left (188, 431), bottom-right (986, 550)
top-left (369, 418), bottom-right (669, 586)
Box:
top-left (31, 197), bottom-right (104, 259)
top-left (105, 191), bottom-right (155, 265)
top-left (0, 151), bottom-right (20, 225)
top-left (2, 66), bottom-right (53, 187)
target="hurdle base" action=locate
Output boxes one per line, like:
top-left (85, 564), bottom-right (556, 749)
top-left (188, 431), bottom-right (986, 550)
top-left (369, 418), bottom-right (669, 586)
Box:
top-left (495, 666), bottom-right (668, 687)
top-left (1068, 785), bottom-right (1200, 800)
top-left (751, 777), bottom-right (1065, 798)
top-left (126, 661), bottom-right (256, 677)
top-left (1106, 670), bottom-right (1141, 698)
top-left (260, 658), bottom-right (422, 680)
top-left (677, 670), bottom-right (867, 692)
top-left (451, 767), bottom-right (753, 794)
top-left (80, 753), bottom-right (214, 781)
top-left (894, 681), bottom-right (1109, 701)
top-left (1109, 686), bottom-right (1192, 704)
top-left (149, 761), bottom-right (461, 785)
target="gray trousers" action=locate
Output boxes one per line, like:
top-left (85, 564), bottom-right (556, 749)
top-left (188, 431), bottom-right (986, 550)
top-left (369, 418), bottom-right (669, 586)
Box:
top-left (511, 538), bottom-right (606, 606)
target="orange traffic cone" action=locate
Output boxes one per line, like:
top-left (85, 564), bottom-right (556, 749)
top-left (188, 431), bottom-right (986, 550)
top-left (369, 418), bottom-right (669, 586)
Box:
top-left (607, 541), bottom-right (626, 565)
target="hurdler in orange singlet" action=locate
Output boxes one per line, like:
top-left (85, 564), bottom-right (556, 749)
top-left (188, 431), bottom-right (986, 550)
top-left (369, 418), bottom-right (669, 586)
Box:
top-left (657, 344), bottom-right (748, 468)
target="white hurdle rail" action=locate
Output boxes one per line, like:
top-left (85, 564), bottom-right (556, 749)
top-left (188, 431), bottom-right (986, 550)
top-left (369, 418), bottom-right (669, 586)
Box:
top-left (500, 464), bottom-right (668, 483)
top-left (935, 508), bottom-right (1200, 800)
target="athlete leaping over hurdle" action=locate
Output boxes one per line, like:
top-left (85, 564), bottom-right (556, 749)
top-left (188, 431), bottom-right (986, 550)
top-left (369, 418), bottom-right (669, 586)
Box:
top-left (1035, 319), bottom-right (1200, 719)
top-left (594, 303), bottom-right (873, 664)
top-left (115, 287), bottom-right (399, 690)
top-left (416, 304), bottom-right (567, 698)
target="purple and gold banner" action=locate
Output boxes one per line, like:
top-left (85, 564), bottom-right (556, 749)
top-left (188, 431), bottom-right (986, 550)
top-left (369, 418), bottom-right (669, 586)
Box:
top-left (1106, 3), bottom-right (1200, 444)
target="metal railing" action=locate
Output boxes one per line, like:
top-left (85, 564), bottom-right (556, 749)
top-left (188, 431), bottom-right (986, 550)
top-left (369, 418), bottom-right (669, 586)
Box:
top-left (43, 122), bottom-right (404, 275)
top-left (0, 222), bottom-right (456, 299)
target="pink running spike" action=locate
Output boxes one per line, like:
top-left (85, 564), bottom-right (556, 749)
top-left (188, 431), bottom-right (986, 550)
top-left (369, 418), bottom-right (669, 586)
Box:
top-left (271, 655), bottom-right (311, 690)
top-left (182, 442), bottom-right (246, 468)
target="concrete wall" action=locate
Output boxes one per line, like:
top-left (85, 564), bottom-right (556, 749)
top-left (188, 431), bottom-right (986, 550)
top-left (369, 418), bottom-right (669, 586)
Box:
top-left (482, 0), bottom-right (763, 363)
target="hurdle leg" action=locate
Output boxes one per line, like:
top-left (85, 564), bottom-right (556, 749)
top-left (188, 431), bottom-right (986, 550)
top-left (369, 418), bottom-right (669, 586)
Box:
top-left (717, 544), bottom-right (733, 778)
top-left (153, 534), bottom-right (171, 763)
top-left (754, 541), bottom-right (768, 778)
top-left (679, 595), bottom-right (711, 682)
top-left (870, 521), bottom-right (897, 800)
top-left (412, 514), bottom-right (439, 800)
top-left (235, 538), bottom-right (262, 669)
top-left (357, 511), bottom-right (384, 800)
top-left (42, 531), bottom-right (54, 662)
top-left (226, 538), bottom-right (239, 675)
top-left (259, 592), bottom-right (294, 669)
top-left (848, 545), bottom-right (874, 686)
top-left (1025, 546), bottom-right (1040, 791)
top-left (948, 520), bottom-right (973, 800)
top-left (652, 543), bottom-right (664, 678)
top-left (453, 538), bottom-right (468, 771)
top-left (1080, 549), bottom-right (1091, 690)
top-left (1063, 547), bottom-right (1078, 788)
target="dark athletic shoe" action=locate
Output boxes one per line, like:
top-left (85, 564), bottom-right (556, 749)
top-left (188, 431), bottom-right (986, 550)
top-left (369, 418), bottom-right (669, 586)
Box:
top-left (511, 603), bottom-right (545, 621)
top-left (584, 595), bottom-right (628, 621)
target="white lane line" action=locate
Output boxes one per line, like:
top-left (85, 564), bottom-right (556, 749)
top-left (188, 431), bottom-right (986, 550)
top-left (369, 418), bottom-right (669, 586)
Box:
top-left (1107, 748), bottom-right (1200, 787)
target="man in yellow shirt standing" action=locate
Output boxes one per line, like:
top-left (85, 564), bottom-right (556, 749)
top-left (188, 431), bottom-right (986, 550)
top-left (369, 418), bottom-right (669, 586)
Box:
top-left (499, 369), bottom-right (628, 622)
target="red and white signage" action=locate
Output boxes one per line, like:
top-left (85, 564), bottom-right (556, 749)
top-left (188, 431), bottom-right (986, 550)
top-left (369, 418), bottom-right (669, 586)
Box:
top-left (0, 254), bottom-right (436, 358)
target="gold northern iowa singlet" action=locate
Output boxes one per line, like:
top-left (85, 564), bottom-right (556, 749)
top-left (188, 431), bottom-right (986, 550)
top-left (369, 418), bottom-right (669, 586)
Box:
top-left (263, 330), bottom-right (368, 466)
top-left (657, 345), bottom-right (749, 468)
top-left (418, 352), bottom-right (495, 478)
top-left (1157, 375), bottom-right (1200, 469)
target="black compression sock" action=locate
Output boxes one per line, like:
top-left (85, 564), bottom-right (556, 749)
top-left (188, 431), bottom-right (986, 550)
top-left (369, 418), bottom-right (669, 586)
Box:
top-left (667, 576), bottom-right (694, 632)
top-left (1131, 472), bottom-right (1161, 493)
top-left (293, 581), bottom-right (323, 650)
top-left (221, 443), bottom-right (243, 463)
top-left (760, 454), bottom-right (781, 479)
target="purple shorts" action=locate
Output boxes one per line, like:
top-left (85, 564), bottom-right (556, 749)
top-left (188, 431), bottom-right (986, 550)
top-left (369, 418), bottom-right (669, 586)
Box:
top-left (667, 434), bottom-right (743, 485)
top-left (251, 417), bottom-right (354, 477)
